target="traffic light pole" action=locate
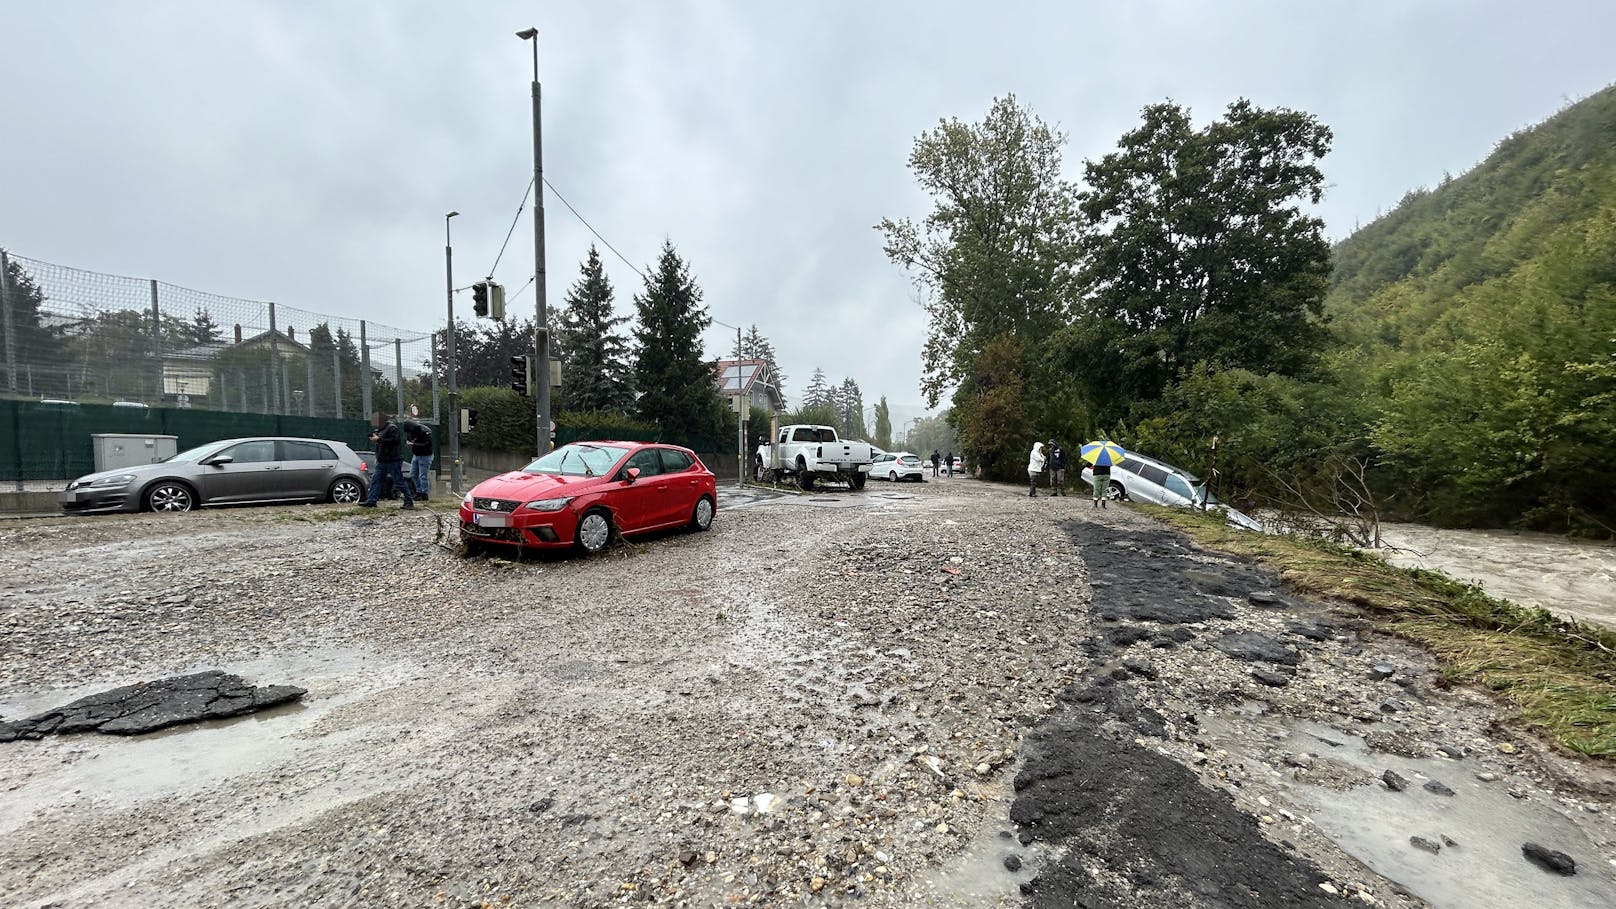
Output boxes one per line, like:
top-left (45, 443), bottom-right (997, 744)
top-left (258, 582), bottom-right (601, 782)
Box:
top-left (520, 28), bottom-right (551, 457)
top-left (445, 211), bottom-right (463, 493)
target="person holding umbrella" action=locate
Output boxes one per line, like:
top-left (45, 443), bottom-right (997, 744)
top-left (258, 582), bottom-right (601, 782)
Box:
top-left (1081, 440), bottom-right (1126, 509)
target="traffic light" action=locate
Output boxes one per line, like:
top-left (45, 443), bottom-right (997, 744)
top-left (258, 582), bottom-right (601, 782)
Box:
top-left (510, 355), bottom-right (530, 396)
top-left (472, 282), bottom-right (489, 318)
top-left (489, 282), bottom-right (506, 320)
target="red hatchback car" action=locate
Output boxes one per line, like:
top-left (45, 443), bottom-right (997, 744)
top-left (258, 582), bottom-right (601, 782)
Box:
top-left (459, 441), bottom-right (718, 555)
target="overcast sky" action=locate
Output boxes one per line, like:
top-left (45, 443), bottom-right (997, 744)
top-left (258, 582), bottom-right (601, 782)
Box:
top-left (3, 1), bottom-right (1612, 427)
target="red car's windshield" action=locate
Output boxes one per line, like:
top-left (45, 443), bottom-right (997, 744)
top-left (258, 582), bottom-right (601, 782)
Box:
top-left (523, 444), bottom-right (630, 477)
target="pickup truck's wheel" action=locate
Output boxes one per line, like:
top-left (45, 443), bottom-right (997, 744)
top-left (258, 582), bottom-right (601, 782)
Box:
top-left (798, 471), bottom-right (815, 491)
top-left (849, 473), bottom-right (867, 491)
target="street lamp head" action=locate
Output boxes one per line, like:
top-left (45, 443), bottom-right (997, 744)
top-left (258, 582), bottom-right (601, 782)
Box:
top-left (515, 27), bottom-right (537, 40)
top-left (446, 210), bottom-right (459, 219)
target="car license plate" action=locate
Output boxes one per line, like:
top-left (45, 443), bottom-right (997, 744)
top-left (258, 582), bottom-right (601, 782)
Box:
top-left (474, 512), bottom-right (509, 528)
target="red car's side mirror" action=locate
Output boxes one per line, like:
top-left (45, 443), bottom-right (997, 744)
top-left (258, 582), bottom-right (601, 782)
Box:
top-left (624, 467), bottom-right (640, 483)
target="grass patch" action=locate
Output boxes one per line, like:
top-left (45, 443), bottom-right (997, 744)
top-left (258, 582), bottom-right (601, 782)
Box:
top-left (1145, 506), bottom-right (1616, 758)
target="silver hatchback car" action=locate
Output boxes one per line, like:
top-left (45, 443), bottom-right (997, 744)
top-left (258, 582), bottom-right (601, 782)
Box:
top-left (58, 437), bottom-right (371, 514)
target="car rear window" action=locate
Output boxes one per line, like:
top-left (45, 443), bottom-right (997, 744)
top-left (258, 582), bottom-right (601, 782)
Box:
top-left (899, 456), bottom-right (920, 465)
top-left (659, 449), bottom-right (694, 472)
top-left (1137, 464), bottom-right (1169, 486)
top-left (281, 441), bottom-right (337, 461)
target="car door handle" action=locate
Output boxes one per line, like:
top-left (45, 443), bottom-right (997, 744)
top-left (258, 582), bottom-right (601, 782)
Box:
top-left (265, 466), bottom-right (281, 470)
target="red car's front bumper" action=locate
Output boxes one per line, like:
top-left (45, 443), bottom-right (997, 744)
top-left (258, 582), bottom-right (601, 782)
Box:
top-left (459, 503), bottom-right (579, 549)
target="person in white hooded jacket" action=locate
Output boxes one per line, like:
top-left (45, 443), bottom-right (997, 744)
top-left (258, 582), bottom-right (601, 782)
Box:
top-left (1026, 441), bottom-right (1046, 497)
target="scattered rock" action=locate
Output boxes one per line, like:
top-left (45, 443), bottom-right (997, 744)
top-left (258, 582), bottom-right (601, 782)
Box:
top-left (1003, 854), bottom-right (1023, 872)
top-left (1285, 621), bottom-right (1333, 642)
top-left (1382, 770), bottom-right (1409, 792)
top-left (1121, 657), bottom-right (1158, 680)
top-left (1441, 835), bottom-right (1458, 847)
top-left (1250, 667), bottom-right (1293, 688)
top-left (1496, 742), bottom-right (1518, 754)
top-left (1212, 632), bottom-right (1300, 666)
top-left (1474, 771), bottom-right (1500, 782)
top-left (1409, 836), bottom-right (1442, 854)
top-left (1436, 744), bottom-right (1465, 760)
top-left (1521, 843), bottom-right (1576, 876)
top-left (1422, 780), bottom-right (1455, 797)
top-left (1247, 590), bottom-right (1285, 608)
top-left (1369, 664), bottom-right (1396, 681)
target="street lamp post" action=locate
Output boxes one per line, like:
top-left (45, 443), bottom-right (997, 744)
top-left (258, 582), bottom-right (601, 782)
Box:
top-left (517, 26), bottom-right (550, 457)
top-left (445, 210), bottom-right (463, 492)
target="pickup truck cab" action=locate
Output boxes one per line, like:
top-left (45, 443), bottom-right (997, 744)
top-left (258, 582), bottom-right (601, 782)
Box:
top-left (755, 424), bottom-right (874, 491)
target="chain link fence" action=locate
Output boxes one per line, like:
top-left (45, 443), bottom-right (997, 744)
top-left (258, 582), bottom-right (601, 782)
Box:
top-left (0, 248), bottom-right (440, 421)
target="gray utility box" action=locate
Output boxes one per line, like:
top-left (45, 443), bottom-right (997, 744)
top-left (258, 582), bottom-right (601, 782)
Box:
top-left (92, 434), bottom-right (178, 472)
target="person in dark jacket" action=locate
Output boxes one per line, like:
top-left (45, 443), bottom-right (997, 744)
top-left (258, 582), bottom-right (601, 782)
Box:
top-left (402, 419), bottom-right (434, 500)
top-left (930, 450), bottom-right (941, 478)
top-left (1047, 439), bottom-right (1067, 496)
top-left (945, 451), bottom-right (956, 477)
top-left (361, 412), bottom-right (414, 509)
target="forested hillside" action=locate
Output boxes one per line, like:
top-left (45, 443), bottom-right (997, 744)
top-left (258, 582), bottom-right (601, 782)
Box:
top-left (1324, 84), bottom-right (1616, 533)
top-left (882, 87), bottom-right (1615, 536)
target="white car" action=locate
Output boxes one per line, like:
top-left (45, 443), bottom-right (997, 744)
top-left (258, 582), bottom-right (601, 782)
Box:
top-left (871, 451), bottom-right (926, 482)
top-left (1082, 451), bottom-right (1262, 531)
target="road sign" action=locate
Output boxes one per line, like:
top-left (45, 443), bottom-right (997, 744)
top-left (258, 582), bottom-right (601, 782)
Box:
top-left (549, 420), bottom-right (556, 433)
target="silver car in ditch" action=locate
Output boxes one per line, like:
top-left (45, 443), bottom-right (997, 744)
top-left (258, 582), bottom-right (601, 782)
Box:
top-left (1081, 450), bottom-right (1262, 532)
top-left (58, 437), bottom-right (370, 514)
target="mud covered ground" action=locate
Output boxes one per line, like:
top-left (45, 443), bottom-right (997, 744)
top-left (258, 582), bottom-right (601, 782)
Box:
top-left (0, 480), bottom-right (1611, 908)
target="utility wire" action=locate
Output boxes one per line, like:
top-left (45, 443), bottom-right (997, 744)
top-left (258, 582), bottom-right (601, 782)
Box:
top-left (542, 176), bottom-right (739, 331)
top-left (487, 177), bottom-right (535, 279)
top-left (543, 177), bottom-right (645, 281)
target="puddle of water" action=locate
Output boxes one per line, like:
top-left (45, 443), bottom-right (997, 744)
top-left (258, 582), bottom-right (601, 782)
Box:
top-left (1201, 709), bottom-right (1616, 908)
top-left (918, 774), bottom-right (1038, 906)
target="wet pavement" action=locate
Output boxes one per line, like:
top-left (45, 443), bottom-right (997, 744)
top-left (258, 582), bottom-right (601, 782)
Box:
top-left (0, 480), bottom-right (1611, 907)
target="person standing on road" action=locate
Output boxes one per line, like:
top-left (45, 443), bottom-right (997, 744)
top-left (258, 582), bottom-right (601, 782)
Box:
top-left (945, 451), bottom-right (956, 478)
top-left (1047, 439), bottom-right (1067, 496)
top-left (402, 419), bottom-right (434, 501)
top-left (931, 450), bottom-right (941, 478)
top-left (361, 412), bottom-right (414, 510)
top-left (1091, 460), bottom-right (1112, 508)
top-left (1027, 441), bottom-right (1046, 497)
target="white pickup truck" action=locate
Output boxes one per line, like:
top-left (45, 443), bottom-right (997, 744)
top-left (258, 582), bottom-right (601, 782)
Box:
top-left (754, 424), bottom-right (874, 491)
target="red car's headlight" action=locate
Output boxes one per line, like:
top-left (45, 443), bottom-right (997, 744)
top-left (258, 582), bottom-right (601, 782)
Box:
top-left (523, 496), bottom-right (574, 512)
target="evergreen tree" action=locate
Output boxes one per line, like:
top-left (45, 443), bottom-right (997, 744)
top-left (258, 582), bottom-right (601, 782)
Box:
top-left (839, 377), bottom-right (867, 439)
top-left (740, 324), bottom-right (786, 405)
top-left (873, 396), bottom-right (893, 450)
top-left (191, 307), bottom-right (223, 345)
top-left (802, 368), bottom-right (833, 408)
top-left (632, 241), bottom-right (726, 438)
top-left (556, 246), bottom-right (634, 413)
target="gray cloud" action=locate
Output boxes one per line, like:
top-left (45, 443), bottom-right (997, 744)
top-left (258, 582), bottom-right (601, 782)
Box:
top-left (3, 0), bottom-right (1611, 425)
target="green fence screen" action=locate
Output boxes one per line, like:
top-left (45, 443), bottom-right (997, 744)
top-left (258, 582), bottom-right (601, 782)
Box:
top-left (2, 400), bottom-right (372, 480)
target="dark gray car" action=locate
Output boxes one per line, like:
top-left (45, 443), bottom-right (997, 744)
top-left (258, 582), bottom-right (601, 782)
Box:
top-left (58, 437), bottom-right (370, 514)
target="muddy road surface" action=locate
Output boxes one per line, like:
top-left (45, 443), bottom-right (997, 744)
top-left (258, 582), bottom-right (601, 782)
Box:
top-left (1, 481), bottom-right (1612, 907)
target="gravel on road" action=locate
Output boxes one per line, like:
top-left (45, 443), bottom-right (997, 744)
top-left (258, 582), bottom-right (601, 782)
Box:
top-left (1, 480), bottom-right (1612, 908)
